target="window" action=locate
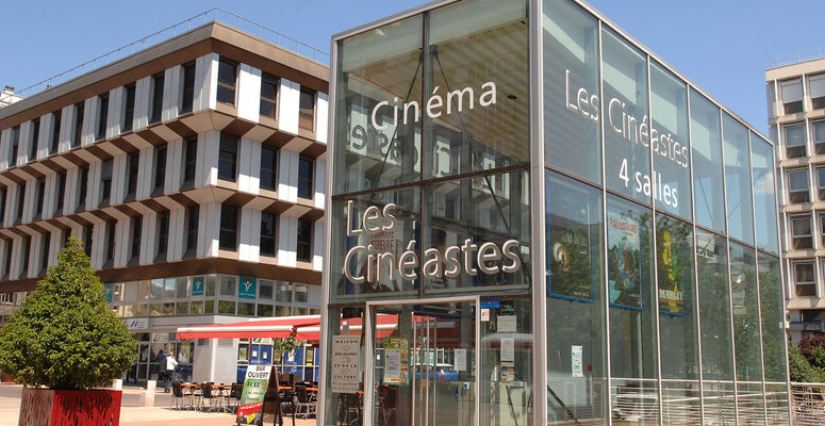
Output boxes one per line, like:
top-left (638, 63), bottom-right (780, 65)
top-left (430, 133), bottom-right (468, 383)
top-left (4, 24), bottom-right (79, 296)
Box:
top-left (78, 166), bottom-right (89, 210)
top-left (295, 285), bottom-right (308, 303)
top-left (180, 62), bottom-right (196, 115)
top-left (296, 219), bottom-right (312, 262)
top-left (218, 133), bottom-right (238, 182)
top-left (0, 188), bottom-right (7, 224)
top-left (105, 220), bottom-right (116, 264)
top-left (788, 168), bottom-right (810, 203)
top-left (40, 233), bottom-right (50, 274)
top-left (30, 118), bottom-right (40, 161)
top-left (35, 178), bottom-right (45, 218)
top-left (185, 206), bottom-right (199, 253)
top-left (219, 204), bottom-right (238, 251)
top-left (130, 216), bottom-right (142, 262)
top-left (298, 87), bottom-right (316, 131)
top-left (154, 146), bottom-right (167, 193)
top-left (260, 147), bottom-right (277, 191)
top-left (123, 84), bottom-right (136, 132)
top-left (156, 211), bottom-right (169, 258)
top-left (15, 184), bottom-right (24, 223)
top-left (785, 124), bottom-right (807, 159)
top-left (3, 241), bottom-right (11, 278)
top-left (9, 126), bottom-right (19, 166)
top-left (50, 111), bottom-right (61, 154)
top-left (277, 282), bottom-right (292, 303)
top-left (126, 152), bottom-right (139, 198)
top-left (73, 102), bottom-right (84, 148)
top-left (217, 59), bottom-right (237, 104)
top-left (97, 94), bottom-right (109, 141)
top-left (260, 212), bottom-right (277, 257)
top-left (260, 73), bottom-right (279, 119)
top-left (810, 74), bottom-right (825, 110)
top-left (21, 236), bottom-right (31, 277)
top-left (183, 136), bottom-right (197, 183)
top-left (297, 156), bottom-right (314, 199)
top-left (259, 280), bottom-right (274, 299)
top-left (781, 79), bottom-right (804, 115)
top-left (791, 215), bottom-right (813, 249)
top-left (55, 172), bottom-right (66, 213)
top-left (82, 225), bottom-right (92, 257)
top-left (150, 73), bottom-right (164, 124)
top-left (100, 159), bottom-right (113, 206)
top-left (794, 261), bottom-right (816, 297)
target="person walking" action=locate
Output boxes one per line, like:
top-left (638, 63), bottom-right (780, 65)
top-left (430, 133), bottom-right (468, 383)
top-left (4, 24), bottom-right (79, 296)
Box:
top-left (163, 353), bottom-right (178, 393)
top-left (156, 350), bottom-right (167, 389)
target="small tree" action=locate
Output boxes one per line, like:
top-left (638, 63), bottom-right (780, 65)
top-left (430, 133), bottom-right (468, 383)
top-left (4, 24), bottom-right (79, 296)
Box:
top-left (0, 238), bottom-right (136, 390)
top-left (273, 336), bottom-right (305, 364)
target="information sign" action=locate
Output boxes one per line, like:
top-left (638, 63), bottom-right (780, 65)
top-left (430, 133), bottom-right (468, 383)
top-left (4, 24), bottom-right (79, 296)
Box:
top-left (236, 364), bottom-right (272, 425)
top-left (331, 336), bottom-right (361, 394)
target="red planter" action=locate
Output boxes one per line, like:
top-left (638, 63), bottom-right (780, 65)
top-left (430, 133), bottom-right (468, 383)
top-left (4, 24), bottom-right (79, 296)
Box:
top-left (18, 388), bottom-right (122, 426)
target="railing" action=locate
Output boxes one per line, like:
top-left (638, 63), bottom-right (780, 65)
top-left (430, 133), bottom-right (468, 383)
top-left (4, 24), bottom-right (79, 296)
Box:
top-left (770, 47), bottom-right (825, 68)
top-left (0, 7), bottom-right (328, 106)
top-left (792, 382), bottom-right (825, 426)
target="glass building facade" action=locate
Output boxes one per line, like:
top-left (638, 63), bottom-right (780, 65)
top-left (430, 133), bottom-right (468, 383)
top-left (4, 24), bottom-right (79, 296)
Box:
top-left (321, 0), bottom-right (792, 425)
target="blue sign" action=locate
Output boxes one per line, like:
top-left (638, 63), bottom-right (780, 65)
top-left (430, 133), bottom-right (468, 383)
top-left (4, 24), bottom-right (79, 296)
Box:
top-left (192, 276), bottom-right (205, 296)
top-left (104, 284), bottom-right (114, 304)
top-left (239, 277), bottom-right (257, 300)
top-left (480, 299), bottom-right (500, 309)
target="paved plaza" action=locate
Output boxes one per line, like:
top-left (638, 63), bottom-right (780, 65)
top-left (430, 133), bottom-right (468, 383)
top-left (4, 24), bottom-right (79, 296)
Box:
top-left (0, 384), bottom-right (316, 426)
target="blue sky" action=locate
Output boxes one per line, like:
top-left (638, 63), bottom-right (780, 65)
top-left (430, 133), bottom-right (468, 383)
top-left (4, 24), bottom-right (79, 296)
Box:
top-left (2, 0), bottom-right (824, 134)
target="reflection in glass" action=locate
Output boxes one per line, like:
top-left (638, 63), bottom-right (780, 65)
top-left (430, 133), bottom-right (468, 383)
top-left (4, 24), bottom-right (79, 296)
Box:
top-left (650, 63), bottom-right (691, 219)
top-left (543, 0), bottom-right (601, 183)
top-left (690, 90), bottom-right (726, 233)
top-left (656, 214), bottom-right (699, 425)
top-left (723, 114), bottom-right (754, 244)
top-left (759, 253), bottom-right (791, 425)
top-left (751, 135), bottom-right (779, 254)
top-left (695, 229), bottom-right (735, 424)
top-left (425, 0), bottom-right (529, 180)
top-left (729, 242), bottom-right (765, 424)
top-left (603, 29), bottom-right (650, 204)
top-left (545, 171), bottom-right (607, 423)
top-left (607, 195), bottom-right (658, 425)
top-left (423, 170), bottom-right (530, 294)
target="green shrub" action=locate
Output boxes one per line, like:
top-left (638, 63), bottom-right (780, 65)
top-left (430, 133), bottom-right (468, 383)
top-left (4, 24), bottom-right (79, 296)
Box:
top-left (789, 346), bottom-right (825, 384)
top-left (0, 238), bottom-right (136, 390)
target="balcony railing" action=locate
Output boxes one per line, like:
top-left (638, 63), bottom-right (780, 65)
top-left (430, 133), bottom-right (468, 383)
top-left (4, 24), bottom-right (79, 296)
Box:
top-left (770, 46), bottom-right (825, 68)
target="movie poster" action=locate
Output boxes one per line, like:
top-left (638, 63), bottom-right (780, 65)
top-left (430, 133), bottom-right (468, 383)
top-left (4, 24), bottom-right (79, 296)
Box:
top-left (546, 188), bottom-right (597, 301)
top-left (657, 229), bottom-right (686, 316)
top-left (607, 211), bottom-right (643, 309)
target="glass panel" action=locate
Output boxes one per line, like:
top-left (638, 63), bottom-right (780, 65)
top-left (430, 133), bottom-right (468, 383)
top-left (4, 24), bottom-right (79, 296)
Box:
top-left (176, 277), bottom-right (189, 299)
top-left (175, 301), bottom-right (188, 316)
top-left (425, 0), bottom-right (529, 180)
top-left (602, 29), bottom-right (650, 204)
top-left (695, 229), bottom-right (735, 424)
top-left (784, 124), bottom-right (806, 158)
top-left (656, 214), bottom-right (700, 425)
top-left (150, 279), bottom-right (163, 300)
top-left (780, 78), bottom-right (803, 114)
top-left (333, 15), bottom-right (423, 194)
top-left (543, 0), bottom-right (601, 183)
top-left (751, 136), bottom-right (779, 254)
top-left (787, 168), bottom-right (810, 203)
top-left (220, 276), bottom-right (236, 296)
top-left (650, 62), bottom-right (691, 219)
top-left (205, 275), bottom-right (216, 297)
top-left (723, 114), bottom-right (754, 244)
top-left (218, 301), bottom-right (236, 315)
top-left (164, 278), bottom-right (175, 299)
top-left (423, 170), bottom-right (531, 295)
top-left (328, 187), bottom-right (419, 303)
top-left (606, 195), bottom-right (658, 425)
top-left (729, 242), bottom-right (765, 424)
top-left (690, 89), bottom-right (725, 233)
top-left (545, 171), bottom-right (607, 424)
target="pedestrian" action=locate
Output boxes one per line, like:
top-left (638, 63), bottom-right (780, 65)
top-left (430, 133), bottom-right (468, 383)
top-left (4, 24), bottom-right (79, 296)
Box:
top-left (156, 350), bottom-right (166, 389)
top-left (163, 353), bottom-right (178, 393)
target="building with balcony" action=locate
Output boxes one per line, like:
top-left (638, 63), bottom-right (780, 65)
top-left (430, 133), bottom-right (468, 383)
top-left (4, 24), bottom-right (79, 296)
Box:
top-left (0, 14), bottom-right (328, 384)
top-left (767, 52), bottom-right (825, 344)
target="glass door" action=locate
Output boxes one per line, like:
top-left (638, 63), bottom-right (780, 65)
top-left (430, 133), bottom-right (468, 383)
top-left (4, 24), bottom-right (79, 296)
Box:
top-left (366, 299), bottom-right (478, 426)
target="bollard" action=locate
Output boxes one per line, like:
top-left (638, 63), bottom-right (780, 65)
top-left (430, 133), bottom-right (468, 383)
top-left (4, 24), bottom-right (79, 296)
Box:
top-left (112, 379), bottom-right (123, 390)
top-left (140, 380), bottom-right (156, 407)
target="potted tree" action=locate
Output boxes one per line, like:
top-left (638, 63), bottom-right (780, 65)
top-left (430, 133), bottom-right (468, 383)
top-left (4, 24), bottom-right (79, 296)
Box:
top-left (0, 238), bottom-right (136, 426)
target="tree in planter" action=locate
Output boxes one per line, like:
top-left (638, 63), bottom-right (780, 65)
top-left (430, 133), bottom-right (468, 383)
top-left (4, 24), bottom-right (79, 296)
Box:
top-left (273, 336), bottom-right (306, 366)
top-left (0, 237), bottom-right (136, 390)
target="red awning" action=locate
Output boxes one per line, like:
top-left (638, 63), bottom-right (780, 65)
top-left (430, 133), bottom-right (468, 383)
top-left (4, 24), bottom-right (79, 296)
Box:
top-left (176, 315), bottom-right (321, 340)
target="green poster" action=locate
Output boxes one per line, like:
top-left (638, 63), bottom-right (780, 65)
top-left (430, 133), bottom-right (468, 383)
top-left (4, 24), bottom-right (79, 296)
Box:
top-left (236, 364), bottom-right (272, 425)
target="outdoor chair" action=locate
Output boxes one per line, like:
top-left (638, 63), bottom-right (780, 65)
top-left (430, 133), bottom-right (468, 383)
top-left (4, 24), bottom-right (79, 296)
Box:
top-left (296, 387), bottom-right (317, 419)
top-left (229, 382), bottom-right (244, 413)
top-left (170, 382), bottom-right (184, 410)
top-left (200, 382), bottom-right (219, 412)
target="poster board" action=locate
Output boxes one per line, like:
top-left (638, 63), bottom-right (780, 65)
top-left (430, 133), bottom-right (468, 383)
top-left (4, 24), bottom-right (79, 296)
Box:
top-left (382, 337), bottom-right (410, 385)
top-left (607, 211), bottom-right (644, 310)
top-left (331, 335), bottom-right (361, 394)
top-left (236, 364), bottom-right (273, 425)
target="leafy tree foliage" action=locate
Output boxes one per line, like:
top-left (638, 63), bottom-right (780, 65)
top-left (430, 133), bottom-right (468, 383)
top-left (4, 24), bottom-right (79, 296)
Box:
top-left (0, 238), bottom-right (136, 390)
top-left (789, 346), bottom-right (825, 384)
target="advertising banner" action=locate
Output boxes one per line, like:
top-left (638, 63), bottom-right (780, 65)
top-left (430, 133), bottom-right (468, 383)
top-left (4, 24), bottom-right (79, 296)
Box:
top-left (192, 276), bottom-right (205, 296)
top-left (236, 364), bottom-right (272, 425)
top-left (658, 230), bottom-right (686, 315)
top-left (382, 337), bottom-right (409, 385)
top-left (607, 211), bottom-right (643, 310)
top-left (239, 277), bottom-right (257, 300)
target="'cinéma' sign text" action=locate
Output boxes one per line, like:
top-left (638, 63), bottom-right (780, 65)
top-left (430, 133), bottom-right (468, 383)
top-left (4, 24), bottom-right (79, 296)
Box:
top-left (344, 201), bottom-right (521, 284)
top-left (370, 82), bottom-right (497, 131)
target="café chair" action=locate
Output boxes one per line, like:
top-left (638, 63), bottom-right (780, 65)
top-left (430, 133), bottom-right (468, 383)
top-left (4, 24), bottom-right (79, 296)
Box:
top-left (200, 382), bottom-right (219, 412)
top-left (295, 387), bottom-right (316, 419)
top-left (170, 382), bottom-right (185, 410)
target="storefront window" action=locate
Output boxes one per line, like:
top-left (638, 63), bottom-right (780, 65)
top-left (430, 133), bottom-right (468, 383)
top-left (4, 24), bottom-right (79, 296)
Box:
top-left (606, 195), bottom-right (658, 424)
top-left (751, 135), bottom-right (779, 254)
top-left (543, 0), bottom-right (601, 183)
top-left (690, 90), bottom-right (725, 233)
top-left (723, 114), bottom-right (754, 245)
top-left (603, 29), bottom-right (650, 204)
top-left (650, 62), bottom-right (691, 219)
top-left (545, 171), bottom-right (607, 423)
